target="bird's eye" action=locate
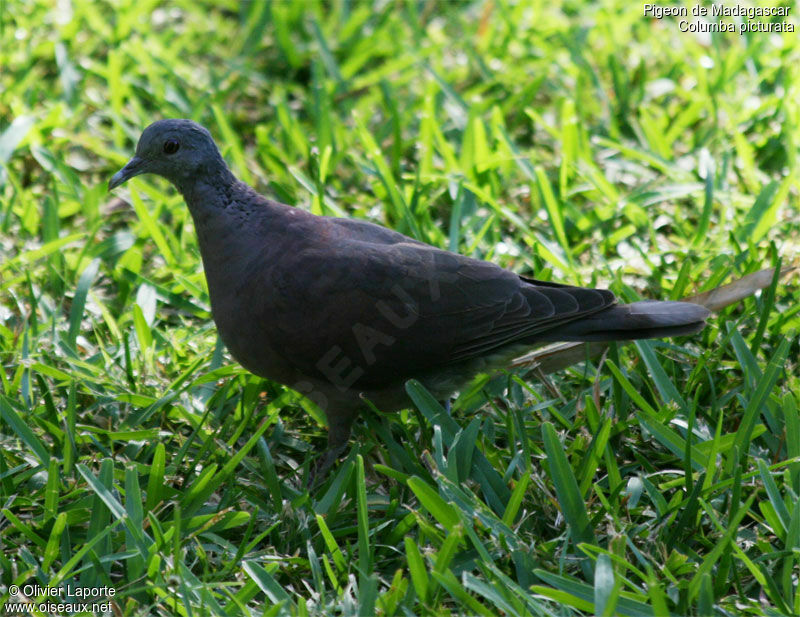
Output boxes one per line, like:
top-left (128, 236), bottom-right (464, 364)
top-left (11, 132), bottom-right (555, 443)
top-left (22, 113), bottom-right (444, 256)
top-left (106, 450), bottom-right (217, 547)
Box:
top-left (163, 139), bottom-right (180, 154)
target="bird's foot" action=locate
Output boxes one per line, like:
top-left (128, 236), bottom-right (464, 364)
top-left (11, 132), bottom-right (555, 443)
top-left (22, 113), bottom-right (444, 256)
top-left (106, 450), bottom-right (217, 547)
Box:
top-left (307, 442), bottom-right (348, 488)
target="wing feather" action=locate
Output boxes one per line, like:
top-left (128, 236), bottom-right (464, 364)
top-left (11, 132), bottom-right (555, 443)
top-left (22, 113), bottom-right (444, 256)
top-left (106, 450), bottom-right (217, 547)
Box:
top-left (263, 216), bottom-right (616, 388)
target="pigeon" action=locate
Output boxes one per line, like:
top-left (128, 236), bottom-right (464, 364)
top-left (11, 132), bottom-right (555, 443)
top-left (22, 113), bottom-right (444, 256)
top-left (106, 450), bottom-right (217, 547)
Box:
top-left (109, 119), bottom-right (710, 476)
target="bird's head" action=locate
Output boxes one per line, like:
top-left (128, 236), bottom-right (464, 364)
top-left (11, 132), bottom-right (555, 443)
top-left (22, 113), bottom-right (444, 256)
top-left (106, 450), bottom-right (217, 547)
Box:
top-left (109, 119), bottom-right (226, 192)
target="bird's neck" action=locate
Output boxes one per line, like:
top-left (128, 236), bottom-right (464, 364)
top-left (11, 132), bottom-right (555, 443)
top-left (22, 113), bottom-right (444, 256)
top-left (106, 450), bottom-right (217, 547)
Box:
top-left (180, 172), bottom-right (251, 240)
top-left (174, 163), bottom-right (237, 200)
top-left (178, 171), bottom-right (275, 289)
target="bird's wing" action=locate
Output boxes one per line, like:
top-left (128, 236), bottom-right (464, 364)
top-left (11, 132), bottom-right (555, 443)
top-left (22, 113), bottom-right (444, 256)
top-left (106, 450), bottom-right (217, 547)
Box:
top-left (264, 219), bottom-right (615, 388)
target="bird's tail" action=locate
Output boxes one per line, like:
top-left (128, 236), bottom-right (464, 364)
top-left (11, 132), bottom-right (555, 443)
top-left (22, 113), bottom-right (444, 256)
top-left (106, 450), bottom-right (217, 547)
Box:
top-left (537, 300), bottom-right (710, 342)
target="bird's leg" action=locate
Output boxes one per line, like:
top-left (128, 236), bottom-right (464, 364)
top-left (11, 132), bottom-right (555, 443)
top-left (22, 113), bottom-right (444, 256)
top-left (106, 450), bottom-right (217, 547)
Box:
top-left (308, 411), bottom-right (356, 486)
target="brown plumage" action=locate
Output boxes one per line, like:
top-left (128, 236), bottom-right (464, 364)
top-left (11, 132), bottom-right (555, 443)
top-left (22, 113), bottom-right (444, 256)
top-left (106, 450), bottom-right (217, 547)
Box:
top-left (110, 119), bottom-right (710, 476)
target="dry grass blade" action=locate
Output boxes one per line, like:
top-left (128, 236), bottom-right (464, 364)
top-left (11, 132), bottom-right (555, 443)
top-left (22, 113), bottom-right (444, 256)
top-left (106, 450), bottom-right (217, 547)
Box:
top-left (510, 341), bottom-right (609, 373)
top-left (682, 266), bottom-right (796, 312)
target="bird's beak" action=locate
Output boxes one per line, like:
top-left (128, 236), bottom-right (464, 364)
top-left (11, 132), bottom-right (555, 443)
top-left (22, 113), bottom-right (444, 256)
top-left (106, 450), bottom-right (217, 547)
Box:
top-left (108, 155), bottom-right (146, 191)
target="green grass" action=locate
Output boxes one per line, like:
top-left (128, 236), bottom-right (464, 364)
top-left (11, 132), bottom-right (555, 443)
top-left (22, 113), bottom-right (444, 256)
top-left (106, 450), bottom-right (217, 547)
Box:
top-left (1, 1), bottom-right (799, 615)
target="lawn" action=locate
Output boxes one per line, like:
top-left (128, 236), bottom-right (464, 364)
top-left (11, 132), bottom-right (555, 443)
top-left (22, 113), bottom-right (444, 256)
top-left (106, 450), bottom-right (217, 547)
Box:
top-left (1, 1), bottom-right (799, 615)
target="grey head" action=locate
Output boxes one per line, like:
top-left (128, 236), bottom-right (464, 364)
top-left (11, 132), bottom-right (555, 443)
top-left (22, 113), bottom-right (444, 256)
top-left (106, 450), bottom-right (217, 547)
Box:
top-left (109, 119), bottom-right (229, 192)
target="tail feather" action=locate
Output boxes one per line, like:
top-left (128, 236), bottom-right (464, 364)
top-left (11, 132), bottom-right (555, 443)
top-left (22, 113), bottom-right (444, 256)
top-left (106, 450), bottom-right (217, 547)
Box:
top-left (536, 300), bottom-right (710, 342)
